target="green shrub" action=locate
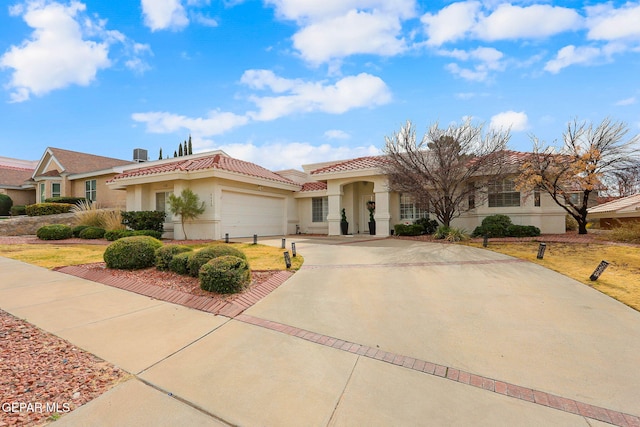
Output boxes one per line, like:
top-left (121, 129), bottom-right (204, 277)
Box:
top-left (444, 227), bottom-right (469, 242)
top-left (199, 255), bottom-right (251, 294)
top-left (10, 205), bottom-right (26, 216)
top-left (36, 224), bottom-right (73, 240)
top-left (414, 217), bottom-right (439, 234)
top-left (155, 245), bottom-right (193, 270)
top-left (72, 225), bottom-right (90, 237)
top-left (103, 236), bottom-right (163, 270)
top-left (79, 226), bottom-right (106, 239)
top-left (472, 214), bottom-right (513, 238)
top-left (187, 245), bottom-right (248, 277)
top-left (132, 229), bottom-right (163, 239)
top-left (26, 203), bottom-right (74, 216)
top-left (394, 224), bottom-right (424, 236)
top-left (45, 197), bottom-right (87, 205)
top-left (506, 225), bottom-right (541, 237)
top-left (169, 251), bottom-right (193, 275)
top-left (0, 194), bottom-right (13, 216)
top-left (433, 225), bottom-right (451, 239)
top-left (121, 211), bottom-right (166, 232)
top-left (104, 229), bottom-right (133, 241)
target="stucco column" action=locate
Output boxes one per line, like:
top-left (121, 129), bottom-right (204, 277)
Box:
top-left (132, 185), bottom-right (143, 211)
top-left (327, 182), bottom-right (342, 236)
top-left (374, 183), bottom-right (391, 237)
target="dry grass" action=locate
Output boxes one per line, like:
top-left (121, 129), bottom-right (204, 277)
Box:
top-left (467, 241), bottom-right (640, 311)
top-left (0, 242), bottom-right (303, 271)
top-left (71, 201), bottom-right (125, 230)
top-left (609, 222), bottom-right (640, 243)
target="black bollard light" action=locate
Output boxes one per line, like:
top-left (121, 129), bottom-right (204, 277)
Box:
top-left (537, 243), bottom-right (546, 259)
top-left (291, 242), bottom-right (296, 257)
top-left (483, 234), bottom-right (488, 248)
top-left (281, 238), bottom-right (286, 249)
top-left (225, 233), bottom-right (229, 244)
top-left (283, 251), bottom-right (292, 269)
top-left (590, 260), bottom-right (610, 281)
top-left (253, 234), bottom-right (258, 245)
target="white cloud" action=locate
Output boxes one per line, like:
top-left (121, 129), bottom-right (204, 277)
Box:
top-left (586, 3), bottom-right (640, 41)
top-left (490, 111), bottom-right (529, 132)
top-left (441, 46), bottom-right (504, 82)
top-left (209, 141), bottom-right (380, 170)
top-left (241, 70), bottom-right (392, 121)
top-left (265, 0), bottom-right (415, 22)
top-left (422, 2), bottom-right (581, 46)
top-left (131, 110), bottom-right (250, 136)
top-left (324, 129), bottom-right (350, 139)
top-left (544, 45), bottom-right (602, 73)
top-left (1, 1), bottom-right (111, 102)
top-left (615, 97), bottom-right (636, 106)
top-left (141, 0), bottom-right (189, 31)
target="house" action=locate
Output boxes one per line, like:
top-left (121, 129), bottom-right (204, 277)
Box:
top-left (30, 147), bottom-right (135, 207)
top-left (0, 156), bottom-right (38, 206)
top-left (588, 194), bottom-right (640, 228)
top-left (107, 149), bottom-right (568, 240)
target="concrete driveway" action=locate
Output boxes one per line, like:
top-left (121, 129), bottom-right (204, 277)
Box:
top-left (2, 237), bottom-right (639, 426)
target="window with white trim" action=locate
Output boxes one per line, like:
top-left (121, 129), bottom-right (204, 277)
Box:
top-left (85, 180), bottom-right (97, 202)
top-left (400, 194), bottom-right (426, 220)
top-left (488, 179), bottom-right (520, 207)
top-left (312, 197), bottom-right (328, 222)
top-left (155, 191), bottom-right (173, 213)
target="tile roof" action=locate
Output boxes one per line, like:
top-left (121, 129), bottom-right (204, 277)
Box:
top-left (310, 156), bottom-right (388, 175)
top-left (588, 194), bottom-right (640, 214)
top-left (300, 181), bottom-right (327, 192)
top-left (47, 147), bottom-right (132, 175)
top-left (110, 154), bottom-right (298, 186)
top-left (0, 165), bottom-right (35, 187)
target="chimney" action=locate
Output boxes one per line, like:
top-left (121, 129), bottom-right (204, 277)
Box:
top-left (133, 148), bottom-right (148, 163)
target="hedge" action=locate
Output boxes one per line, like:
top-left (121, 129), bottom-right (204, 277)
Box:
top-left (79, 226), bottom-right (106, 239)
top-left (45, 197), bottom-right (87, 205)
top-left (199, 255), bottom-right (251, 294)
top-left (26, 203), bottom-right (74, 216)
top-left (394, 224), bottom-right (424, 236)
top-left (155, 245), bottom-right (193, 271)
top-left (10, 205), bottom-right (26, 216)
top-left (36, 224), bottom-right (73, 240)
top-left (104, 229), bottom-right (162, 241)
top-left (121, 211), bottom-right (166, 232)
top-left (103, 236), bottom-right (163, 270)
top-left (72, 225), bottom-right (90, 238)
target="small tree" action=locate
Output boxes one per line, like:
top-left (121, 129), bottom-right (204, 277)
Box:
top-left (184, 140), bottom-right (188, 156)
top-left (188, 135), bottom-right (193, 155)
top-left (158, 148), bottom-right (163, 160)
top-left (168, 189), bottom-right (206, 240)
top-left (178, 143), bottom-right (184, 157)
top-left (383, 119), bottom-right (511, 227)
top-left (516, 117), bottom-right (640, 234)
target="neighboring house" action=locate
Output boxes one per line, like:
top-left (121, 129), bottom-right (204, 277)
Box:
top-left (588, 194), bottom-right (640, 228)
top-left (107, 150), bottom-right (568, 240)
top-left (0, 156), bottom-right (37, 206)
top-left (30, 147), bottom-right (135, 207)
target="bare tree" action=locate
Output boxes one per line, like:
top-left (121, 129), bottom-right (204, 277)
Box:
top-left (516, 117), bottom-right (640, 234)
top-left (606, 163), bottom-right (640, 198)
top-left (383, 119), bottom-right (511, 227)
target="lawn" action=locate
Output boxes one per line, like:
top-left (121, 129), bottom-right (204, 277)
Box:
top-left (0, 242), bottom-right (303, 271)
top-left (467, 241), bottom-right (640, 311)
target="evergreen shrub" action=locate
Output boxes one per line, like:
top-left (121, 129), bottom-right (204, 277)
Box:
top-left (155, 245), bottom-right (192, 270)
top-left (36, 224), bottom-right (73, 240)
top-left (199, 256), bottom-right (251, 294)
top-left (103, 236), bottom-right (163, 270)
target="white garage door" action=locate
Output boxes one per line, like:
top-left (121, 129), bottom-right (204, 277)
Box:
top-left (221, 191), bottom-right (285, 238)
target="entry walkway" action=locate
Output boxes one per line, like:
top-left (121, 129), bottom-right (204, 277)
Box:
top-left (1, 237), bottom-right (639, 426)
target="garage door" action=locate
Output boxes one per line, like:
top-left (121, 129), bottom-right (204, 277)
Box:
top-left (220, 191), bottom-right (285, 238)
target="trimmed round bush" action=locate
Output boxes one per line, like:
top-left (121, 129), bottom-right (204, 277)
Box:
top-left (187, 245), bottom-right (248, 277)
top-left (36, 224), bottom-right (73, 240)
top-left (79, 226), bottom-right (106, 239)
top-left (506, 224), bottom-right (541, 237)
top-left (169, 251), bottom-right (192, 275)
top-left (72, 225), bottom-right (90, 237)
top-left (199, 255), bottom-right (251, 294)
top-left (155, 245), bottom-right (193, 270)
top-left (472, 214), bottom-right (513, 238)
top-left (104, 229), bottom-right (132, 241)
top-left (132, 229), bottom-right (162, 239)
top-left (0, 194), bottom-right (13, 216)
top-left (103, 236), bottom-right (163, 270)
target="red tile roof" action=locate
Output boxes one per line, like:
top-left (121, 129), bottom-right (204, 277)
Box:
top-left (0, 165), bottom-right (35, 187)
top-left (110, 154), bottom-right (298, 186)
top-left (300, 181), bottom-right (327, 192)
top-left (310, 156), bottom-right (388, 175)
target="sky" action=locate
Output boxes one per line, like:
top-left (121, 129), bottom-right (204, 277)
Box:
top-left (0, 0), bottom-right (639, 171)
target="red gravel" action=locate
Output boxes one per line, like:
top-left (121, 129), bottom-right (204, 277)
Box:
top-left (0, 310), bottom-right (128, 427)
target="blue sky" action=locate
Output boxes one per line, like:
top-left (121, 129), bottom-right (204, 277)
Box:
top-left (1, 0), bottom-right (639, 170)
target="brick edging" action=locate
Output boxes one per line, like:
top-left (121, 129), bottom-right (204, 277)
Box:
top-left (235, 313), bottom-right (640, 427)
top-left (56, 266), bottom-right (293, 317)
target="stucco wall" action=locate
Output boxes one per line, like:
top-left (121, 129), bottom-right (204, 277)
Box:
top-left (71, 174), bottom-right (127, 207)
top-left (0, 188), bottom-right (36, 206)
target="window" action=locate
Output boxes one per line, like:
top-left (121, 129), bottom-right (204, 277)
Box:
top-left (51, 182), bottom-right (61, 198)
top-left (85, 180), bottom-right (97, 202)
top-left (39, 183), bottom-right (45, 202)
top-left (312, 197), bottom-right (328, 222)
top-left (156, 191), bottom-right (173, 213)
top-left (488, 179), bottom-right (520, 207)
top-left (468, 184), bottom-right (476, 209)
top-left (534, 190), bottom-right (541, 207)
top-left (400, 194), bottom-right (426, 220)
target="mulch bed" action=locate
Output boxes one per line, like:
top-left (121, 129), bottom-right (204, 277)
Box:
top-left (0, 310), bottom-right (129, 427)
